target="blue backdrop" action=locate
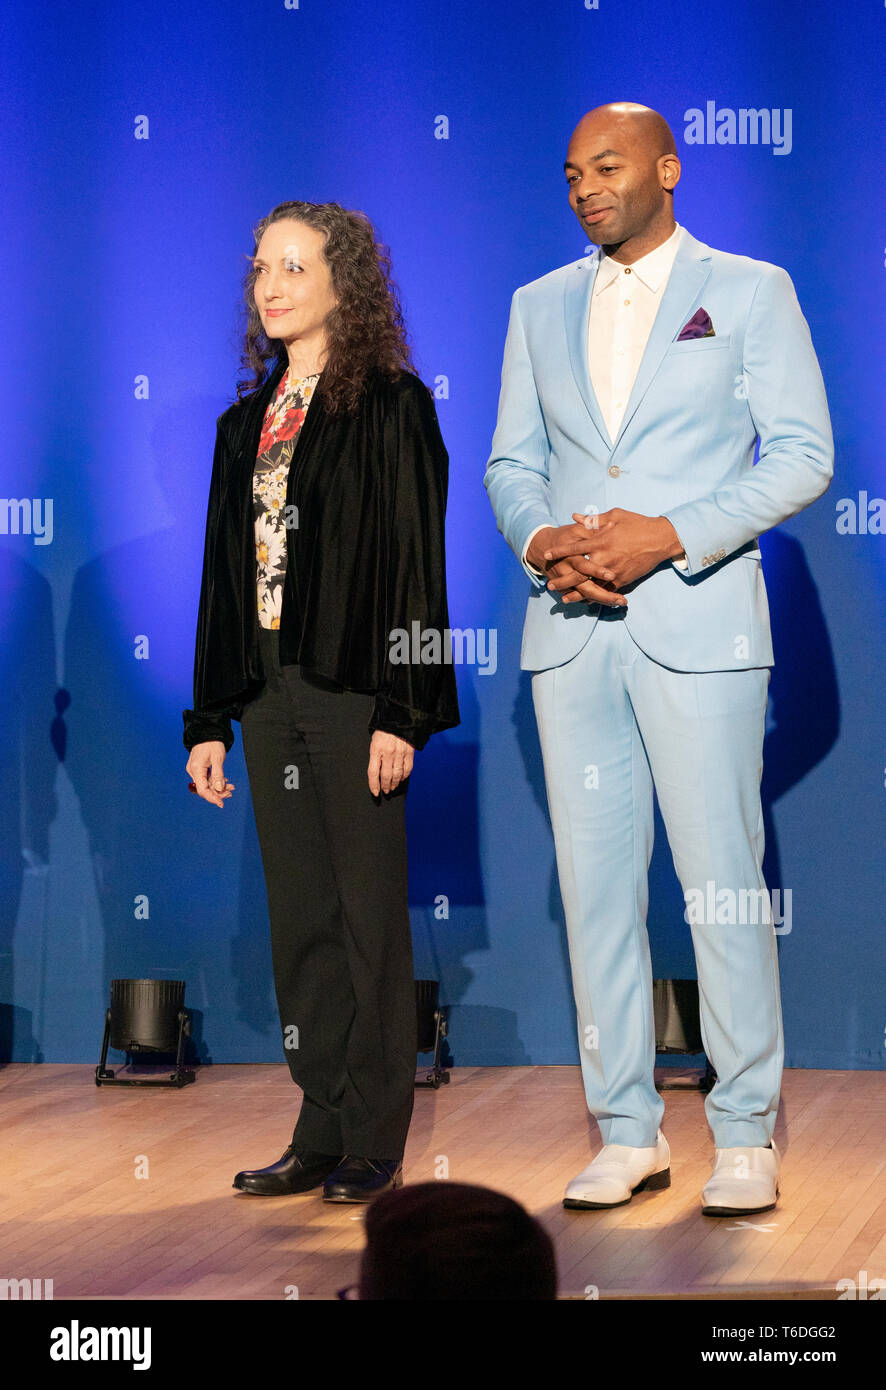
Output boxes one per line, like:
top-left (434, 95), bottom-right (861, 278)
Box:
top-left (1, 0), bottom-right (883, 1070)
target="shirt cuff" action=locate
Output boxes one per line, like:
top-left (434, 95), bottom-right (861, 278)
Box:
top-left (521, 523), bottom-right (550, 578)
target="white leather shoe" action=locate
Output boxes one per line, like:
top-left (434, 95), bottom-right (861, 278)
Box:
top-left (702, 1139), bottom-right (781, 1217)
top-left (563, 1129), bottom-right (671, 1210)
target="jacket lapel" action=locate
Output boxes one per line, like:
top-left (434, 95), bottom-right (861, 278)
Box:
top-left (225, 355), bottom-right (288, 682)
top-left (563, 228), bottom-right (713, 456)
top-left (564, 255), bottom-right (613, 451)
top-left (227, 354), bottom-right (289, 463)
top-left (227, 356), bottom-right (289, 555)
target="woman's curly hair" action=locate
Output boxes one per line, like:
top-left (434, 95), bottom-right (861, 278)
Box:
top-left (236, 201), bottom-right (417, 414)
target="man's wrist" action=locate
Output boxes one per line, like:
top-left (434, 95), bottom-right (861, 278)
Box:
top-left (525, 525), bottom-right (557, 572)
top-left (657, 516), bottom-right (686, 562)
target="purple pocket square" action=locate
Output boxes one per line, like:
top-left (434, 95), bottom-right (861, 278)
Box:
top-left (677, 308), bottom-right (716, 340)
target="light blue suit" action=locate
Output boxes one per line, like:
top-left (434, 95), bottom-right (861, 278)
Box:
top-left (484, 226), bottom-right (833, 1149)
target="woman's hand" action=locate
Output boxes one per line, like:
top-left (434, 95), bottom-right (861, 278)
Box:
top-left (186, 740), bottom-right (236, 808)
top-left (368, 730), bottom-right (414, 795)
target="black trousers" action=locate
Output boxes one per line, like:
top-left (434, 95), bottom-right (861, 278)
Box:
top-left (240, 622), bottom-right (417, 1159)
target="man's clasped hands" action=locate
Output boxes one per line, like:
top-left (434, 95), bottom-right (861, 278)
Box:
top-left (526, 507), bottom-right (686, 609)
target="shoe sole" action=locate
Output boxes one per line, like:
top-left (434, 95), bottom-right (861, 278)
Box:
top-left (232, 1182), bottom-right (327, 1196)
top-left (702, 1187), bottom-right (779, 1218)
top-left (563, 1165), bottom-right (671, 1210)
top-left (322, 1173), bottom-right (404, 1204)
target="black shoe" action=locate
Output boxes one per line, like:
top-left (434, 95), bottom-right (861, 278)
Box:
top-left (322, 1156), bottom-right (403, 1203)
top-left (232, 1145), bottom-right (344, 1196)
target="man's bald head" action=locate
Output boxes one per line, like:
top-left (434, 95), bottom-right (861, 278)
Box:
top-left (564, 102), bottom-right (681, 261)
top-left (572, 103), bottom-right (677, 161)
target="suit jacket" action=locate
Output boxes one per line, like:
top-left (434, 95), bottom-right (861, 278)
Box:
top-left (183, 358), bottom-right (460, 752)
top-left (484, 226), bottom-right (834, 673)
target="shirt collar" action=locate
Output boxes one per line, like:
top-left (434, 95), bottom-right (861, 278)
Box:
top-left (592, 222), bottom-right (682, 295)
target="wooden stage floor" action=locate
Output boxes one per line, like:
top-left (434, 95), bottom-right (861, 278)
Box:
top-left (1, 1063), bottom-right (883, 1300)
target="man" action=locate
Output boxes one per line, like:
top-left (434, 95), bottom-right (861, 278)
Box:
top-left (484, 102), bottom-right (833, 1216)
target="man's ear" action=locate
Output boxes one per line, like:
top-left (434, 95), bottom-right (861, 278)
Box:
top-left (659, 153), bottom-right (681, 191)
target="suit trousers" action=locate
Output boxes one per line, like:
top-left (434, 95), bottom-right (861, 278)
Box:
top-left (530, 607), bottom-right (783, 1150)
top-left (240, 621), bottom-right (417, 1159)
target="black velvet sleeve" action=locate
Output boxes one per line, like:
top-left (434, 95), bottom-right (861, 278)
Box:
top-left (368, 377), bottom-right (461, 750)
top-left (182, 709), bottom-right (234, 753)
top-left (182, 418), bottom-right (237, 755)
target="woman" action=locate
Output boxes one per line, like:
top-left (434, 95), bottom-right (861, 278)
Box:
top-left (183, 201), bottom-right (459, 1202)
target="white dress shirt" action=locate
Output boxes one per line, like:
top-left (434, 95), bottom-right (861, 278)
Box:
top-left (523, 221), bottom-right (688, 575)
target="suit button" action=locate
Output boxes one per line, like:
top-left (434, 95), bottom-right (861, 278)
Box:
top-left (608, 464), bottom-right (621, 477)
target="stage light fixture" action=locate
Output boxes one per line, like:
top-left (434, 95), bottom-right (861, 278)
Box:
top-left (95, 978), bottom-right (194, 1088)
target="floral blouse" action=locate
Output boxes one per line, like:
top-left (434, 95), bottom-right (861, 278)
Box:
top-left (253, 368), bottom-right (320, 629)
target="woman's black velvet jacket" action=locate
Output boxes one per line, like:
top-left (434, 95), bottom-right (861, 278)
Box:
top-left (182, 357), bottom-right (460, 754)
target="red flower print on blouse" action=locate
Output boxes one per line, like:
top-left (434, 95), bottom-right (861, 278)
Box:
top-left (274, 407), bottom-right (305, 443)
top-left (257, 405), bottom-right (303, 456)
top-left (256, 370), bottom-right (314, 455)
